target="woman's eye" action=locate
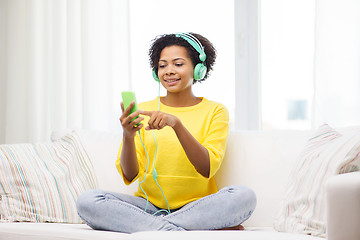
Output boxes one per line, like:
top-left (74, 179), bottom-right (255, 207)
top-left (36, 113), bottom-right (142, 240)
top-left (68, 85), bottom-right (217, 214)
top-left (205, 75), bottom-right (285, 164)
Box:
top-left (175, 63), bottom-right (183, 67)
top-left (159, 65), bottom-right (166, 68)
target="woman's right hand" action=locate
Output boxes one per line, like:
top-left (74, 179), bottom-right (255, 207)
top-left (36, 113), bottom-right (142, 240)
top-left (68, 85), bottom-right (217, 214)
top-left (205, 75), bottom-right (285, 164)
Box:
top-left (120, 101), bottom-right (144, 138)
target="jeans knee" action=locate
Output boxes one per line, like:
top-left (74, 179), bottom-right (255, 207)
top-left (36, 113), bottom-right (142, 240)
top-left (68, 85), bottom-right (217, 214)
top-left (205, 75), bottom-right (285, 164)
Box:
top-left (76, 189), bottom-right (101, 217)
top-left (224, 185), bottom-right (257, 213)
top-left (245, 187), bottom-right (257, 213)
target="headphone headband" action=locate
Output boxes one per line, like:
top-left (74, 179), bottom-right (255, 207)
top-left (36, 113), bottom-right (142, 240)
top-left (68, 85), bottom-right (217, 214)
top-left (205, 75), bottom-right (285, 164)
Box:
top-left (175, 32), bottom-right (207, 62)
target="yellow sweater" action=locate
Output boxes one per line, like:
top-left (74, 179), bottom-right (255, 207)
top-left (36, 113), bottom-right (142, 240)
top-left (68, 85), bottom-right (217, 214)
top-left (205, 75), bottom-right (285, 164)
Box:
top-left (116, 97), bottom-right (229, 209)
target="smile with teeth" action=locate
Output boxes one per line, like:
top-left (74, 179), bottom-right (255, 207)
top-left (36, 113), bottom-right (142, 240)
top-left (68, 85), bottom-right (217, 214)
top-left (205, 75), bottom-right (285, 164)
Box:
top-left (165, 79), bottom-right (180, 83)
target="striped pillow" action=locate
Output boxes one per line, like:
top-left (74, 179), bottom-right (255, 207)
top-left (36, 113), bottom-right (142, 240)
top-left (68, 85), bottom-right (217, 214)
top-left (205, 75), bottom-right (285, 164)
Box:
top-left (0, 132), bottom-right (97, 223)
top-left (273, 124), bottom-right (360, 237)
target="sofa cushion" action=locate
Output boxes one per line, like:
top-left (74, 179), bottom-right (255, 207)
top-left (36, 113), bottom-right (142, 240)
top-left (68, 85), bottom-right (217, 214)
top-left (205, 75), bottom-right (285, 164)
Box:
top-left (274, 124), bottom-right (360, 237)
top-left (51, 129), bottom-right (138, 195)
top-left (0, 131), bottom-right (97, 223)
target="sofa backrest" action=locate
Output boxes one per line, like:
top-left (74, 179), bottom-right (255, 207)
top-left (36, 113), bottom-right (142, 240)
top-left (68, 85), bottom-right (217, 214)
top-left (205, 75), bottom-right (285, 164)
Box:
top-left (215, 130), bottom-right (311, 227)
top-left (52, 129), bottom-right (312, 228)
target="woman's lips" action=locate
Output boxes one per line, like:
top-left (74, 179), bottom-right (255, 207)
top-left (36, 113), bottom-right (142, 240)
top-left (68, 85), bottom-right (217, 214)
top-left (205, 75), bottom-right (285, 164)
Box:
top-left (164, 79), bottom-right (180, 86)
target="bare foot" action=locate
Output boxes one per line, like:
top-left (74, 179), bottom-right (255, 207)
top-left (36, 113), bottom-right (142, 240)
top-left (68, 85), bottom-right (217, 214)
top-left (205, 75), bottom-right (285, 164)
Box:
top-left (216, 224), bottom-right (245, 231)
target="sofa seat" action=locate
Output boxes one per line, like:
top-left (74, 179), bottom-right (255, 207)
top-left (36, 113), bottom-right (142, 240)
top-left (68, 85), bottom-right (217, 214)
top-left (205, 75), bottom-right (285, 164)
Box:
top-left (0, 222), bottom-right (324, 240)
top-left (0, 223), bottom-right (128, 240)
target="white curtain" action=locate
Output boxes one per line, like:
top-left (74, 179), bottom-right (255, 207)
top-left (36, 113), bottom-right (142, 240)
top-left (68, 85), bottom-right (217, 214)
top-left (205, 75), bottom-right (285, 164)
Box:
top-left (0, 0), bottom-right (130, 144)
top-left (313, 0), bottom-right (360, 128)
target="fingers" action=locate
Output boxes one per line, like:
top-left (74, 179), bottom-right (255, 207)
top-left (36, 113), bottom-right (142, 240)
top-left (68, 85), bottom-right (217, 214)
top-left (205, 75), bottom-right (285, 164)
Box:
top-left (145, 118), bottom-right (166, 131)
top-left (120, 114), bottom-right (144, 135)
top-left (143, 111), bottom-right (169, 130)
top-left (140, 110), bottom-right (153, 117)
top-left (120, 102), bottom-right (124, 112)
top-left (121, 111), bottom-right (143, 126)
top-left (122, 101), bottom-right (135, 115)
top-left (119, 101), bottom-right (144, 132)
top-left (120, 101), bottom-right (140, 122)
top-left (149, 115), bottom-right (162, 130)
top-left (129, 109), bottom-right (176, 131)
top-left (146, 111), bottom-right (158, 130)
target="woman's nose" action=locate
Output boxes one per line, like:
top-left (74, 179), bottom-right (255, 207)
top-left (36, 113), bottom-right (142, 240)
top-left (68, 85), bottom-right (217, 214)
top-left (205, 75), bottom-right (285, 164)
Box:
top-left (165, 65), bottom-right (175, 75)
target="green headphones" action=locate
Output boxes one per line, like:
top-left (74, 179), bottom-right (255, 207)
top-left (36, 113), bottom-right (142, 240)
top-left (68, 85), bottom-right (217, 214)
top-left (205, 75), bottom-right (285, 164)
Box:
top-left (152, 32), bottom-right (207, 82)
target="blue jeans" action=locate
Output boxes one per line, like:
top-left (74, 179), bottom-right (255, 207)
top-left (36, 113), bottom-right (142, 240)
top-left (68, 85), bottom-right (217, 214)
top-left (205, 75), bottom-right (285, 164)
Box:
top-left (76, 185), bottom-right (256, 233)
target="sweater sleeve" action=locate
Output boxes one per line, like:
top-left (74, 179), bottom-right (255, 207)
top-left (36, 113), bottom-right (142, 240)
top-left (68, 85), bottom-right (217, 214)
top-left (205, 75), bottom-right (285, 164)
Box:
top-left (203, 104), bottom-right (229, 178)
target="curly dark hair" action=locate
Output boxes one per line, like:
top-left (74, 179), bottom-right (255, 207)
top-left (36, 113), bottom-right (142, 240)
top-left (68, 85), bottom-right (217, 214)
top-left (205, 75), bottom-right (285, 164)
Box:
top-left (149, 33), bottom-right (217, 84)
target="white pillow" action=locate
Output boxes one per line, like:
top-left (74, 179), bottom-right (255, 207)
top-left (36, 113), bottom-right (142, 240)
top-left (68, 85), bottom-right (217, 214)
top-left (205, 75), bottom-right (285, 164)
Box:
top-left (0, 131), bottom-right (97, 223)
top-left (51, 129), bottom-right (138, 195)
top-left (273, 124), bottom-right (360, 237)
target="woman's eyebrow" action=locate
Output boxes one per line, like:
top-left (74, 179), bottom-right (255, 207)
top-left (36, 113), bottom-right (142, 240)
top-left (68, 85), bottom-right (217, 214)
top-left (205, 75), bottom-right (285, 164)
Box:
top-left (159, 57), bottom-right (186, 63)
top-left (173, 58), bottom-right (185, 61)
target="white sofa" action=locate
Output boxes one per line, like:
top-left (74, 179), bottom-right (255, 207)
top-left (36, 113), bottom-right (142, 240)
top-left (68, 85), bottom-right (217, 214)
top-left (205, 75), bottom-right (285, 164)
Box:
top-left (0, 128), bottom-right (359, 240)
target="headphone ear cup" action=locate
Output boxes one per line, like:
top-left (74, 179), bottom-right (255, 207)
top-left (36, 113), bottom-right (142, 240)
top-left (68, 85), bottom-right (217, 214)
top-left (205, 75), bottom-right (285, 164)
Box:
top-left (194, 63), bottom-right (207, 80)
top-left (152, 69), bottom-right (160, 82)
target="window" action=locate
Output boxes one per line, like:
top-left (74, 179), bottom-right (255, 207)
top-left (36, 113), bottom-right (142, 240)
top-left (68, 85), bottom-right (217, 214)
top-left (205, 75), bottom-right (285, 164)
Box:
top-left (260, 0), bottom-right (315, 130)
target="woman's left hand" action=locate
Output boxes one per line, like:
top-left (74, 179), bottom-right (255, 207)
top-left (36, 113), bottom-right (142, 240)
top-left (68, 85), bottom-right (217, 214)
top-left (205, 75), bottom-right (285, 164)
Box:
top-left (140, 110), bottom-right (179, 130)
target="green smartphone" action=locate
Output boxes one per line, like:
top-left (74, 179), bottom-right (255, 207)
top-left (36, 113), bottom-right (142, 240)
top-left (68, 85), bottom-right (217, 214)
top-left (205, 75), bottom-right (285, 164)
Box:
top-left (121, 91), bottom-right (141, 126)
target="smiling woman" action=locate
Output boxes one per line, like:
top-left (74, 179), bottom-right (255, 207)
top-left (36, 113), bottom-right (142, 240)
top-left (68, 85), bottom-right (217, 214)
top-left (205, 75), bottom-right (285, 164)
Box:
top-left (76, 32), bottom-right (257, 233)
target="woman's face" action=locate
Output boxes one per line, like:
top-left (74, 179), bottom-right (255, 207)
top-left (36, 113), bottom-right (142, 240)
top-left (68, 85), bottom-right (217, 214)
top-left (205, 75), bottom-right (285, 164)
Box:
top-left (157, 45), bottom-right (194, 94)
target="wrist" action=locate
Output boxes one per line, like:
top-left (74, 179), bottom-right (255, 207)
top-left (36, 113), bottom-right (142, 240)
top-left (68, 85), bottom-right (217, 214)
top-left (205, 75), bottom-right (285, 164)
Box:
top-left (172, 117), bottom-right (182, 131)
top-left (123, 132), bottom-right (136, 141)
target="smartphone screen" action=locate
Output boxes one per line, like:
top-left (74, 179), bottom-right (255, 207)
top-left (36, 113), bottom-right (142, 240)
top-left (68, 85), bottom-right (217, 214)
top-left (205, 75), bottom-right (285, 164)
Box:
top-left (121, 91), bottom-right (140, 126)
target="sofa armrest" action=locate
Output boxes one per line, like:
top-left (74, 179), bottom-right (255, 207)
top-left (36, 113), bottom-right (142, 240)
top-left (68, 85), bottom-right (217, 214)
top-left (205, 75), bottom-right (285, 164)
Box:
top-left (326, 172), bottom-right (360, 240)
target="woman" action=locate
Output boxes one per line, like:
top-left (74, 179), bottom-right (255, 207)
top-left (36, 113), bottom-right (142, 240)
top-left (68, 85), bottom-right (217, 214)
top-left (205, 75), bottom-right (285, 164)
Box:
top-left (76, 32), bottom-right (256, 233)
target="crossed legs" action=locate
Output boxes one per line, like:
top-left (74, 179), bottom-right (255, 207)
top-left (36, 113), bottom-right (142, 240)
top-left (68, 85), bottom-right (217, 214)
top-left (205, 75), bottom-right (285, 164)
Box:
top-left (76, 185), bottom-right (256, 233)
